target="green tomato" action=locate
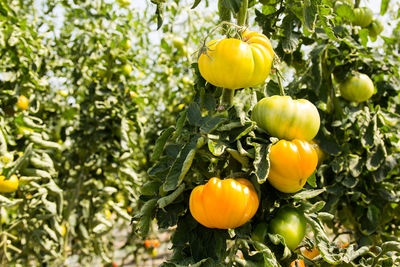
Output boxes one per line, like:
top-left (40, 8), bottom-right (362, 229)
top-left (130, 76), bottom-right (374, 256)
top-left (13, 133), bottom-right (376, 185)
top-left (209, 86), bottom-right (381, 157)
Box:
top-left (352, 7), bottom-right (373, 28)
top-left (251, 222), bottom-right (269, 242)
top-left (269, 207), bottom-right (306, 251)
top-left (121, 64), bottom-right (132, 76)
top-left (339, 72), bottom-right (374, 103)
top-left (251, 95), bottom-right (320, 141)
top-left (172, 37), bottom-right (185, 50)
top-left (121, 38), bottom-right (132, 50)
top-left (368, 19), bottom-right (384, 39)
top-left (333, 0), bottom-right (354, 9)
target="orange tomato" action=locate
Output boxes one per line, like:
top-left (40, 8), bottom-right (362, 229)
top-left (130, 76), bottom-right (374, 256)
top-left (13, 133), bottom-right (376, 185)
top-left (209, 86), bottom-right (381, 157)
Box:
top-left (16, 95), bottom-right (29, 111)
top-left (152, 239), bottom-right (160, 248)
top-left (144, 239), bottom-right (152, 248)
top-left (290, 259), bottom-right (305, 267)
top-left (303, 246), bottom-right (319, 259)
top-left (189, 177), bottom-right (259, 229)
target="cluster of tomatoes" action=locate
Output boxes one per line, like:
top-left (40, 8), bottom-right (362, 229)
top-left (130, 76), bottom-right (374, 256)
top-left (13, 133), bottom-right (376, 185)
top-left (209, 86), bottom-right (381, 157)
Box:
top-left (187, 18), bottom-right (377, 264)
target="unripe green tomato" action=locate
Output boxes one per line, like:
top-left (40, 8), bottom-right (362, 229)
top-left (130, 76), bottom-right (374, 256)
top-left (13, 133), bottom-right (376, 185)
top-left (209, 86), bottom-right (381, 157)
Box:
top-left (269, 207), bottom-right (306, 251)
top-left (121, 64), bottom-right (132, 76)
top-left (339, 73), bottom-right (374, 103)
top-left (368, 19), bottom-right (384, 39)
top-left (352, 7), bottom-right (373, 28)
top-left (172, 37), bottom-right (185, 50)
top-left (251, 96), bottom-right (320, 141)
top-left (333, 0), bottom-right (354, 9)
top-left (121, 38), bottom-right (132, 50)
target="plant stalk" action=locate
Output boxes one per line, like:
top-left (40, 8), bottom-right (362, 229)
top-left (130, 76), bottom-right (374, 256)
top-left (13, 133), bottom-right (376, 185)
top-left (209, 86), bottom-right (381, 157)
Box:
top-left (221, 88), bottom-right (235, 108)
top-left (237, 0), bottom-right (248, 26)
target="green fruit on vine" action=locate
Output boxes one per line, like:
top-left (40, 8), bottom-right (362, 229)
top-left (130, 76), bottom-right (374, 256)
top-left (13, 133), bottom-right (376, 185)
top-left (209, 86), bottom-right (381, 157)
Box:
top-left (117, 0), bottom-right (131, 6)
top-left (121, 64), bottom-right (132, 76)
top-left (339, 72), bottom-right (374, 103)
top-left (352, 7), bottom-right (373, 28)
top-left (368, 19), bottom-right (384, 39)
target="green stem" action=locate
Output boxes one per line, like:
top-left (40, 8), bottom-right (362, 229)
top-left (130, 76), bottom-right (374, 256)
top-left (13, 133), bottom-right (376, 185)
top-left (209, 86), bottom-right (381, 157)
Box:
top-left (221, 88), bottom-right (235, 108)
top-left (276, 70), bottom-right (285, 96)
top-left (237, 0), bottom-right (248, 26)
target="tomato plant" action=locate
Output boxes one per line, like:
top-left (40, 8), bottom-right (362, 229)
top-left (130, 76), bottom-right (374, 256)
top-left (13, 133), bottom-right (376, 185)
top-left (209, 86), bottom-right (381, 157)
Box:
top-left (189, 178), bottom-right (259, 229)
top-left (198, 29), bottom-right (274, 90)
top-left (251, 96), bottom-right (320, 141)
top-left (368, 19), bottom-right (384, 39)
top-left (339, 72), bottom-right (375, 103)
top-left (269, 207), bottom-right (307, 251)
top-left (290, 259), bottom-right (305, 267)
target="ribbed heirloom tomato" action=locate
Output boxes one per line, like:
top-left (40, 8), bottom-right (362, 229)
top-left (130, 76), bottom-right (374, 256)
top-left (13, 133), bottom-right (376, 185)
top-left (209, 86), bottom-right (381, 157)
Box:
top-left (269, 207), bottom-right (306, 251)
top-left (252, 96), bottom-right (320, 141)
top-left (339, 72), bottom-right (374, 103)
top-left (189, 177), bottom-right (259, 229)
top-left (352, 7), bottom-right (373, 28)
top-left (0, 175), bottom-right (19, 193)
top-left (268, 139), bottom-right (318, 193)
top-left (368, 19), bottom-right (384, 39)
top-left (198, 29), bottom-right (274, 89)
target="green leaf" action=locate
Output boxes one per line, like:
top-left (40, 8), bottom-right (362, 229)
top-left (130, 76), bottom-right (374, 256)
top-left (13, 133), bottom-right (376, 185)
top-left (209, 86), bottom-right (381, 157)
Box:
top-left (366, 141), bottom-right (386, 171)
top-left (253, 143), bottom-right (271, 184)
top-left (221, 0), bottom-right (243, 13)
top-left (157, 184), bottom-right (185, 209)
top-left (307, 172), bottom-right (317, 187)
top-left (136, 198), bottom-right (157, 237)
top-left (200, 116), bottom-right (226, 134)
top-left (334, 4), bottom-right (355, 20)
top-left (303, 0), bottom-right (317, 32)
top-left (282, 14), bottom-right (300, 53)
top-left (292, 189), bottom-right (325, 200)
top-left (141, 181), bottom-right (161, 196)
top-left (348, 154), bottom-right (363, 177)
top-left (172, 110), bottom-right (187, 140)
top-left (151, 127), bottom-right (175, 162)
top-left (381, 241), bottom-right (400, 252)
top-left (187, 102), bottom-right (202, 126)
top-left (227, 148), bottom-right (249, 168)
top-left (208, 139), bottom-right (226, 156)
top-left (380, 0), bottom-right (390, 15)
top-left (163, 136), bottom-right (199, 191)
top-left (191, 0), bottom-right (202, 9)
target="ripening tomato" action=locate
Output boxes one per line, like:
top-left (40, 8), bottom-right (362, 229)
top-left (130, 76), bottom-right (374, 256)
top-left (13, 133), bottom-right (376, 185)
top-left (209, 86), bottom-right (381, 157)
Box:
top-left (144, 239), bottom-right (152, 248)
top-left (269, 207), bottom-right (306, 251)
top-left (152, 239), bottom-right (160, 248)
top-left (368, 19), bottom-right (384, 39)
top-left (189, 177), bottom-right (259, 229)
top-left (339, 72), bottom-right (374, 103)
top-left (16, 95), bottom-right (29, 111)
top-left (0, 174), bottom-right (19, 193)
top-left (252, 95), bottom-right (320, 141)
top-left (352, 7), bottom-right (373, 28)
top-left (303, 246), bottom-right (320, 259)
top-left (290, 259), bottom-right (305, 267)
top-left (268, 139), bottom-right (318, 193)
top-left (198, 29), bottom-right (274, 90)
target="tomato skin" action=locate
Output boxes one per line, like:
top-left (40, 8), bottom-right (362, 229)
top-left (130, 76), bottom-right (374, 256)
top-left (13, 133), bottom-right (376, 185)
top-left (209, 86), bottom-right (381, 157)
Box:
top-left (290, 259), bottom-right (305, 267)
top-left (368, 19), bottom-right (384, 39)
top-left (252, 95), bottom-right (320, 141)
top-left (352, 7), bottom-right (373, 28)
top-left (269, 207), bottom-right (306, 251)
top-left (310, 140), bottom-right (326, 165)
top-left (339, 73), bottom-right (374, 103)
top-left (16, 95), bottom-right (29, 111)
top-left (189, 177), bottom-right (259, 229)
top-left (0, 175), bottom-right (19, 193)
top-left (268, 139), bottom-right (318, 193)
top-left (198, 29), bottom-right (274, 90)
top-left (152, 239), bottom-right (160, 248)
top-left (121, 38), bottom-right (131, 50)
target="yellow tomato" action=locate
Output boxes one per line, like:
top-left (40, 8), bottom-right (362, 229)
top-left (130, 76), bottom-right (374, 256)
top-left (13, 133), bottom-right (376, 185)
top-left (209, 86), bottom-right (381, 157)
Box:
top-left (198, 29), bottom-right (274, 89)
top-left (189, 177), bottom-right (259, 229)
top-left (268, 140), bottom-right (318, 193)
top-left (0, 175), bottom-right (19, 193)
top-left (16, 95), bottom-right (29, 111)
